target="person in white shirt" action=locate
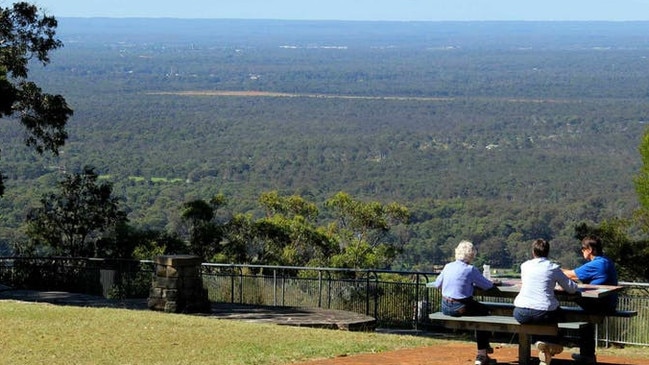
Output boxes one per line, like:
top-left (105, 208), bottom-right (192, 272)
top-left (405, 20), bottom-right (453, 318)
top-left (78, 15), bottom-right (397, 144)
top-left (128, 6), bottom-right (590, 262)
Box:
top-left (513, 239), bottom-right (579, 365)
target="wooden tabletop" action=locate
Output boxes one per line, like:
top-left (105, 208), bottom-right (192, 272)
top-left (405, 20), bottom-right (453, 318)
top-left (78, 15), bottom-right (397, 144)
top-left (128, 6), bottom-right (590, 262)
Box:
top-left (493, 278), bottom-right (623, 299)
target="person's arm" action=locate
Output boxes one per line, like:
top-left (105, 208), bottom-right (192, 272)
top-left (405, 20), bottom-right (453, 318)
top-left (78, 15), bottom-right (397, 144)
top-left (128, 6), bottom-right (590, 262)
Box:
top-left (557, 268), bottom-right (579, 294)
top-left (429, 270), bottom-right (444, 288)
top-left (472, 267), bottom-right (495, 290)
top-left (562, 268), bottom-right (579, 281)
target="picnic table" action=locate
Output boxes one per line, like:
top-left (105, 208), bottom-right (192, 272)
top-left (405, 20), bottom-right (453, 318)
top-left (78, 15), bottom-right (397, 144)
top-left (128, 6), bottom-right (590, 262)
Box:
top-left (428, 278), bottom-right (636, 365)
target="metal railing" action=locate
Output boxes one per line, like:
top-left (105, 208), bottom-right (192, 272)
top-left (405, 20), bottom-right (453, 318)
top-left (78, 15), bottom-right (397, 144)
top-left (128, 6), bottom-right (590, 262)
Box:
top-left (0, 257), bottom-right (647, 346)
top-left (0, 257), bottom-right (155, 298)
top-left (200, 263), bottom-right (434, 328)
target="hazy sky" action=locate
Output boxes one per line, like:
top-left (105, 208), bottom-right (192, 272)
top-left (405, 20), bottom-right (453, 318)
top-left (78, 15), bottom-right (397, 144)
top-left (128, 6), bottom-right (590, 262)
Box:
top-left (29, 0), bottom-right (649, 21)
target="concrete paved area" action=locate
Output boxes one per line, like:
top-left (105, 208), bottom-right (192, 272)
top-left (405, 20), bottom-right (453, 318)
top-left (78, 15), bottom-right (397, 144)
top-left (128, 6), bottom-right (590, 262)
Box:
top-left (0, 286), bottom-right (376, 331)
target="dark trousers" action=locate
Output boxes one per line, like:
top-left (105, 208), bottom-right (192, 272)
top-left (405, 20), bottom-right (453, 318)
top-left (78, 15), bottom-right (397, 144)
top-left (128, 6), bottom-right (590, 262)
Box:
top-left (513, 307), bottom-right (564, 344)
top-left (441, 297), bottom-right (490, 350)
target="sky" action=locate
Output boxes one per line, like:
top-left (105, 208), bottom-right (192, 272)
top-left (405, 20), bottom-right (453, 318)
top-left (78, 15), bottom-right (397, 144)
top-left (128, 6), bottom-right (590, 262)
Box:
top-left (26, 0), bottom-right (649, 21)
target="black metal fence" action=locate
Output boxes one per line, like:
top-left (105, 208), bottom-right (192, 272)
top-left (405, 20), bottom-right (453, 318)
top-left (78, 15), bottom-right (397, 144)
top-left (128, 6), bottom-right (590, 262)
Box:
top-left (0, 257), bottom-right (647, 346)
top-left (200, 263), bottom-right (435, 329)
top-left (0, 257), bottom-right (154, 299)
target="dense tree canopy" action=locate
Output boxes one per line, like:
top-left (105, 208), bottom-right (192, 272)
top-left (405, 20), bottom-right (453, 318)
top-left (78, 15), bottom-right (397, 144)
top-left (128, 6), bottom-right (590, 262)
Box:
top-left (1, 19), bottom-right (649, 270)
top-left (154, 190), bottom-right (406, 269)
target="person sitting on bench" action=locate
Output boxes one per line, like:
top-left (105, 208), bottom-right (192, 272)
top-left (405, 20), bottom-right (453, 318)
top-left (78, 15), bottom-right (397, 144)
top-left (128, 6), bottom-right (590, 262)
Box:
top-left (513, 238), bottom-right (578, 365)
top-left (562, 234), bottom-right (619, 364)
top-left (430, 240), bottom-right (498, 365)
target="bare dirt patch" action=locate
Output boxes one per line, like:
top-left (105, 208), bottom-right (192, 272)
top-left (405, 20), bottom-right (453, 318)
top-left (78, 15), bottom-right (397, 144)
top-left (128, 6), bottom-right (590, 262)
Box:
top-left (147, 90), bottom-right (455, 101)
top-left (291, 342), bottom-right (647, 365)
top-left (147, 90), bottom-right (573, 104)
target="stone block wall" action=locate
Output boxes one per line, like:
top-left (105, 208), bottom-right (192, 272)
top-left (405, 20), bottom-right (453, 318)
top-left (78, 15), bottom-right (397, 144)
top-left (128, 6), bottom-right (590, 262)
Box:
top-left (147, 255), bottom-right (211, 313)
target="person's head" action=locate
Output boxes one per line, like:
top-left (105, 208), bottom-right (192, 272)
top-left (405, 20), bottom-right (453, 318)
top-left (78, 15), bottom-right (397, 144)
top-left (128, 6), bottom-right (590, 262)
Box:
top-left (581, 235), bottom-right (603, 258)
top-left (455, 240), bottom-right (477, 263)
top-left (532, 238), bottom-right (550, 258)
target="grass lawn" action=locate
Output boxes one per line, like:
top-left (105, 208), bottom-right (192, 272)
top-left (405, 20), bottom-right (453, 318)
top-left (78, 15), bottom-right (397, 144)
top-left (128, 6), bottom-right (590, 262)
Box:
top-left (0, 301), bottom-right (437, 365)
top-left (2, 301), bottom-right (647, 364)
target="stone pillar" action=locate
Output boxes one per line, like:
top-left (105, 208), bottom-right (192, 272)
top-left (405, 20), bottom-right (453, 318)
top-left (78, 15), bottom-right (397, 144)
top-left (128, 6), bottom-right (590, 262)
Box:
top-left (147, 255), bottom-right (211, 313)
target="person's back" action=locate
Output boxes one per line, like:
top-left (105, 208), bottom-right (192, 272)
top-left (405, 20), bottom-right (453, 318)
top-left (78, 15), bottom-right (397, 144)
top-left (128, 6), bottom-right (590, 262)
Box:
top-left (435, 259), bottom-right (492, 301)
top-left (514, 257), bottom-right (577, 311)
top-left (429, 240), bottom-right (496, 365)
top-left (513, 239), bottom-right (577, 365)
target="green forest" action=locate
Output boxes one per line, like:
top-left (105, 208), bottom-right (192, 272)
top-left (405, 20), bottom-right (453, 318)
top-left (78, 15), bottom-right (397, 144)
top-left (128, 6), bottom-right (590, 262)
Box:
top-left (2, 18), bottom-right (649, 273)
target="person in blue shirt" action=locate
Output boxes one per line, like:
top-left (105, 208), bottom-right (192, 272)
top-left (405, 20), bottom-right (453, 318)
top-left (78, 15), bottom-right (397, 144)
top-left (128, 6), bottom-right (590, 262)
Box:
top-left (513, 238), bottom-right (578, 365)
top-left (430, 240), bottom-right (497, 365)
top-left (562, 234), bottom-right (619, 365)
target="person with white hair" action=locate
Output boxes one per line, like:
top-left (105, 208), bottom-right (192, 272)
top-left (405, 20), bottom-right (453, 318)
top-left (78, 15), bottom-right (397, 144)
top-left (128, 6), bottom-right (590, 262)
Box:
top-left (430, 240), bottom-right (498, 365)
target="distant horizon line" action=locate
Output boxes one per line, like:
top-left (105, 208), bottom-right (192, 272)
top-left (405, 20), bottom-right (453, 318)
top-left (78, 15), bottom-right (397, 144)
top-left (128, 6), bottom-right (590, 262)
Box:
top-left (55, 17), bottom-right (649, 23)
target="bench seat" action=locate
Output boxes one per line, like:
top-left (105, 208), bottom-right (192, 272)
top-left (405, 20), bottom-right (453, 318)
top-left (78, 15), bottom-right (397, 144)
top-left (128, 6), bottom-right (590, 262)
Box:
top-left (429, 312), bottom-right (585, 365)
top-left (481, 301), bottom-right (638, 322)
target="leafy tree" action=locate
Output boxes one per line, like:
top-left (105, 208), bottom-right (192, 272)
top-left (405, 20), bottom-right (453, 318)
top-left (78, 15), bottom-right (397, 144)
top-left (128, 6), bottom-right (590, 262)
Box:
top-left (180, 194), bottom-right (227, 261)
top-left (255, 192), bottom-right (335, 267)
top-left (256, 202), bottom-right (337, 266)
top-left (215, 192), bottom-right (335, 267)
top-left (0, 2), bottom-right (72, 196)
top-left (635, 128), bottom-right (649, 226)
top-left (97, 222), bottom-right (187, 260)
top-left (325, 192), bottom-right (410, 270)
top-left (259, 191), bottom-right (318, 220)
top-left (25, 166), bottom-right (126, 257)
top-left (219, 213), bottom-right (255, 264)
top-left (181, 199), bottom-right (214, 257)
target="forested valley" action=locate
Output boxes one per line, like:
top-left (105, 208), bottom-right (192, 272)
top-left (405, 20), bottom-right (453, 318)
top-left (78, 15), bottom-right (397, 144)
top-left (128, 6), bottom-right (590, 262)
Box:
top-left (2, 19), bottom-right (649, 272)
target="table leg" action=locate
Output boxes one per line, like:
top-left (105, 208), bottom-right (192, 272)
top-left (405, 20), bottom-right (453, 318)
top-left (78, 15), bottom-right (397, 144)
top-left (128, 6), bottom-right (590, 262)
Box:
top-left (579, 323), bottom-right (597, 359)
top-left (518, 333), bottom-right (531, 365)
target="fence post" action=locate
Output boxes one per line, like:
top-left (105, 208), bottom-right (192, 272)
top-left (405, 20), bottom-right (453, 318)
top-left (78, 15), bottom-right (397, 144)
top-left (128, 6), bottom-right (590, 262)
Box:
top-left (327, 271), bottom-right (332, 309)
top-left (318, 270), bottom-right (323, 308)
top-left (282, 272), bottom-right (286, 306)
top-left (365, 272), bottom-right (370, 316)
top-left (273, 269), bottom-right (277, 306)
top-left (229, 266), bottom-right (235, 303)
top-left (414, 274), bottom-right (421, 330)
top-left (373, 272), bottom-right (379, 320)
top-left (238, 267), bottom-right (243, 303)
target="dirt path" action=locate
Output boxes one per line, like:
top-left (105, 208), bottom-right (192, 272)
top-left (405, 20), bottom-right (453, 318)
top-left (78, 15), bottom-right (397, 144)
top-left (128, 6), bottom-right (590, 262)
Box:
top-left (291, 342), bottom-right (646, 365)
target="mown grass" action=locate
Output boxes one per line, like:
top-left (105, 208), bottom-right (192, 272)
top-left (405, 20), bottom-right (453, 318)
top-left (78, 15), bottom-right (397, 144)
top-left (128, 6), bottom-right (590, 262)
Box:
top-left (0, 301), bottom-right (437, 365)
top-left (2, 301), bottom-right (648, 364)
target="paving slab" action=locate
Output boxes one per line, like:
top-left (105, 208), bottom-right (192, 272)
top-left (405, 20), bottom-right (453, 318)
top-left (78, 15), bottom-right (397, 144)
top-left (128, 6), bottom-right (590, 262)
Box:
top-left (0, 288), bottom-right (376, 331)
